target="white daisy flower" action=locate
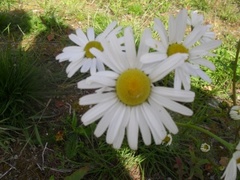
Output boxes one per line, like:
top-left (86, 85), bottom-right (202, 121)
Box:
top-left (56, 21), bottom-right (122, 77)
top-left (187, 10), bottom-right (216, 43)
top-left (77, 27), bottom-right (195, 150)
top-left (229, 106), bottom-right (240, 120)
top-left (221, 151), bottom-right (240, 180)
top-left (162, 134), bottom-right (173, 146)
top-left (200, 142), bottom-right (211, 152)
top-left (141, 9), bottom-right (221, 90)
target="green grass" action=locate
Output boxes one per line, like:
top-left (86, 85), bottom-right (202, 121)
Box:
top-left (0, 0), bottom-right (239, 179)
top-left (0, 48), bottom-right (48, 125)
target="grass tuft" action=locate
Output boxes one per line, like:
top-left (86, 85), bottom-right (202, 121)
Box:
top-left (0, 47), bottom-right (49, 127)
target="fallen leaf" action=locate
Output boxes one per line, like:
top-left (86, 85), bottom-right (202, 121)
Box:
top-left (55, 100), bottom-right (65, 108)
top-left (219, 156), bottom-right (229, 167)
top-left (47, 33), bottom-right (55, 41)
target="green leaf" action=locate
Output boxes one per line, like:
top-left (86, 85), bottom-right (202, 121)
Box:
top-left (34, 124), bottom-right (43, 147)
top-left (64, 166), bottom-right (89, 180)
top-left (65, 133), bottom-right (78, 159)
top-left (49, 175), bottom-right (55, 180)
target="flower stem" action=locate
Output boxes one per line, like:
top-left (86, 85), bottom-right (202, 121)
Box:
top-left (177, 122), bottom-right (235, 152)
top-left (232, 40), bottom-right (240, 106)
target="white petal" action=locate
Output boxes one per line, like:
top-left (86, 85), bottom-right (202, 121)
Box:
top-left (221, 157), bottom-right (237, 180)
top-left (127, 107), bottom-right (139, 150)
top-left (106, 36), bottom-right (129, 70)
top-left (92, 70), bottom-right (119, 79)
top-left (191, 58), bottom-right (215, 70)
top-left (183, 25), bottom-right (207, 48)
top-left (149, 98), bottom-right (179, 134)
top-left (140, 52), bottom-right (167, 64)
top-left (190, 40), bottom-right (221, 56)
top-left (80, 92), bottom-right (116, 105)
top-left (75, 28), bottom-right (88, 44)
top-left (112, 128), bottom-right (125, 149)
top-left (90, 41), bottom-right (124, 73)
top-left (183, 62), bottom-right (199, 76)
top-left (177, 67), bottom-right (191, 91)
top-left (176, 9), bottom-right (188, 43)
top-left (168, 15), bottom-right (176, 43)
top-left (80, 60), bottom-right (92, 73)
top-left (150, 93), bottom-right (193, 116)
top-left (96, 21), bottom-right (118, 40)
top-left (66, 59), bottom-right (85, 77)
top-left (152, 87), bottom-right (195, 102)
top-left (56, 52), bottom-right (83, 62)
top-left (159, 106), bottom-right (179, 134)
top-left (145, 38), bottom-right (167, 53)
top-left (62, 46), bottom-right (83, 53)
top-left (124, 27), bottom-right (138, 68)
top-left (236, 141), bottom-right (240, 150)
top-left (94, 105), bottom-right (116, 137)
top-left (141, 103), bottom-right (166, 144)
top-left (96, 59), bottom-right (105, 71)
top-left (154, 18), bottom-right (168, 48)
top-left (137, 28), bottom-right (151, 59)
top-left (86, 73), bottom-right (116, 87)
top-left (90, 58), bottom-right (97, 75)
top-left (87, 27), bottom-right (95, 41)
top-left (106, 103), bottom-right (126, 144)
top-left (81, 98), bottom-right (117, 125)
top-left (69, 33), bottom-right (86, 47)
top-left (149, 53), bottom-right (188, 82)
top-left (195, 69), bottom-right (212, 83)
top-left (136, 106), bottom-right (151, 145)
top-left (77, 79), bottom-right (103, 89)
top-left (94, 106), bottom-right (115, 137)
top-left (174, 68), bottom-right (182, 90)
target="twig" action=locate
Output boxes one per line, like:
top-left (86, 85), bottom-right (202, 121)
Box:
top-left (66, 102), bottom-right (72, 114)
top-left (41, 142), bottom-right (48, 170)
top-left (0, 162), bottom-right (16, 179)
top-left (232, 40), bottom-right (240, 106)
top-left (48, 167), bottom-right (72, 173)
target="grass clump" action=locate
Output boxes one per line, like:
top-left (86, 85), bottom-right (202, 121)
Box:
top-left (0, 48), bottom-right (49, 127)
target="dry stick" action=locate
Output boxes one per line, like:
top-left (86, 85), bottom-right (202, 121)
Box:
top-left (0, 161), bottom-right (17, 179)
top-left (232, 40), bottom-right (240, 106)
top-left (41, 142), bottom-right (48, 170)
top-left (232, 40), bottom-right (240, 142)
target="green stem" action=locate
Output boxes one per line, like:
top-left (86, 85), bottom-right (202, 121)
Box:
top-left (177, 122), bottom-right (235, 152)
top-left (232, 40), bottom-right (240, 106)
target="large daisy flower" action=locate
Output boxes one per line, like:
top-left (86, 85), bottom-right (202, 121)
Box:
top-left (77, 27), bottom-right (195, 150)
top-left (56, 21), bottom-right (122, 77)
top-left (141, 9), bottom-right (221, 90)
top-left (221, 142), bottom-right (240, 180)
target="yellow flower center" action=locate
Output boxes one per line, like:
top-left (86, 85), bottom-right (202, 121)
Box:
top-left (237, 157), bottom-right (240, 164)
top-left (84, 41), bottom-right (104, 58)
top-left (167, 43), bottom-right (189, 57)
top-left (237, 109), bottom-right (240, 115)
top-left (203, 144), bottom-right (209, 150)
top-left (163, 136), bottom-right (171, 143)
top-left (116, 69), bottom-right (151, 106)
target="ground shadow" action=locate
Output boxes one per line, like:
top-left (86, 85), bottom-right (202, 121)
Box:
top-left (0, 8), bottom-right (133, 180)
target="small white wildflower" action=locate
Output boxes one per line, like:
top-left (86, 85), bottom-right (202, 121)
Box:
top-left (162, 134), bottom-right (173, 146)
top-left (200, 143), bottom-right (211, 152)
top-left (229, 106), bottom-right (240, 120)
